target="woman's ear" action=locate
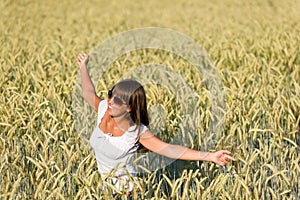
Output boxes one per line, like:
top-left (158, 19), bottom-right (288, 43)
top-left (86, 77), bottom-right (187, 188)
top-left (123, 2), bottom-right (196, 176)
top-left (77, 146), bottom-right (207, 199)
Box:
top-left (127, 106), bottom-right (131, 113)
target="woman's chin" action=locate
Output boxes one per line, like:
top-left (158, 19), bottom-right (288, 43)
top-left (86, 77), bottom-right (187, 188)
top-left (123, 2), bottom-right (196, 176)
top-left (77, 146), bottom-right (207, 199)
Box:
top-left (107, 107), bottom-right (113, 115)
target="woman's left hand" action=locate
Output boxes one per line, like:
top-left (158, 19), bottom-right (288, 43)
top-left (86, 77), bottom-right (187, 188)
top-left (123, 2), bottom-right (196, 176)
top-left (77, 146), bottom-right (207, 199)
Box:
top-left (210, 150), bottom-right (236, 166)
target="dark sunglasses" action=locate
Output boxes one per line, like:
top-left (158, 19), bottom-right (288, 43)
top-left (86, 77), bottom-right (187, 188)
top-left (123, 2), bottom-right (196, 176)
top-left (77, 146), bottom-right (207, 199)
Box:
top-left (108, 90), bottom-right (126, 106)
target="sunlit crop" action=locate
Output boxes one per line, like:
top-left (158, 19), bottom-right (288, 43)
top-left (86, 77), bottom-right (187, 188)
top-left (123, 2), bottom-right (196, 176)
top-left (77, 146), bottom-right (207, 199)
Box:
top-left (1, 0), bottom-right (299, 199)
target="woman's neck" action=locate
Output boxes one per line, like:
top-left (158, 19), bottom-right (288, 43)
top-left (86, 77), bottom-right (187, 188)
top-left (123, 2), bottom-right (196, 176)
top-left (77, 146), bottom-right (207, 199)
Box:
top-left (110, 115), bottom-right (131, 132)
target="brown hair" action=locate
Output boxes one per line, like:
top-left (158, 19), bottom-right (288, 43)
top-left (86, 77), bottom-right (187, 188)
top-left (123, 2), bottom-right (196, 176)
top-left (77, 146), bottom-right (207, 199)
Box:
top-left (112, 79), bottom-right (149, 130)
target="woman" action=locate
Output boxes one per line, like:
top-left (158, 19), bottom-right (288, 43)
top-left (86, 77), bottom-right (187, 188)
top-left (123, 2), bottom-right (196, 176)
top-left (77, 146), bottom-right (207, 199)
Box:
top-left (76, 53), bottom-right (235, 195)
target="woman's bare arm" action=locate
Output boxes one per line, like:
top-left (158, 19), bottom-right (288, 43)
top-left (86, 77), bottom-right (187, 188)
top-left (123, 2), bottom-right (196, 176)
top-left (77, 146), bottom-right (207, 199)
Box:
top-left (77, 53), bottom-right (101, 112)
top-left (139, 130), bottom-right (235, 166)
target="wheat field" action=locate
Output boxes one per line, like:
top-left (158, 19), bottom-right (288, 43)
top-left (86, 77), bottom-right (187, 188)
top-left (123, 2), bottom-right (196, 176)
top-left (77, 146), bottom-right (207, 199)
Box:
top-left (1, 0), bottom-right (299, 199)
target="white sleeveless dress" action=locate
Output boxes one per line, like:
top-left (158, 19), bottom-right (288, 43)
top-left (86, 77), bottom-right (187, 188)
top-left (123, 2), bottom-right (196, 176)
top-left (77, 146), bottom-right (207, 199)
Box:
top-left (90, 100), bottom-right (148, 191)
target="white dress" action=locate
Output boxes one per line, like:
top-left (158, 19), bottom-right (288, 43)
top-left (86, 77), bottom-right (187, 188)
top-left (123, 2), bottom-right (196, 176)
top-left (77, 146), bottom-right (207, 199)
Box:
top-left (90, 100), bottom-right (148, 191)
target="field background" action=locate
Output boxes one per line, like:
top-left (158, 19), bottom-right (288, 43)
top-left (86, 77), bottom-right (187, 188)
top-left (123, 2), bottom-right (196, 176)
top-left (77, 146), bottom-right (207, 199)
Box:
top-left (1, 0), bottom-right (299, 199)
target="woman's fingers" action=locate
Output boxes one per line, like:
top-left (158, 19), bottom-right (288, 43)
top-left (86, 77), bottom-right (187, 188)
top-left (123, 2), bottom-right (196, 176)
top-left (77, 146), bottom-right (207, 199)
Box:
top-left (220, 150), bottom-right (231, 155)
top-left (213, 150), bottom-right (236, 166)
top-left (77, 53), bottom-right (86, 61)
top-left (219, 150), bottom-right (236, 161)
top-left (224, 154), bottom-right (236, 161)
top-left (76, 53), bottom-right (89, 68)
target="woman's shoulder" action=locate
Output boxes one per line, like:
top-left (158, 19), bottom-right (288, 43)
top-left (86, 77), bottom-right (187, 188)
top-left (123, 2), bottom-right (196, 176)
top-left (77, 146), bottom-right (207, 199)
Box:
top-left (97, 100), bottom-right (108, 125)
top-left (127, 123), bottom-right (148, 135)
top-left (139, 124), bottom-right (148, 133)
top-left (98, 99), bottom-right (108, 110)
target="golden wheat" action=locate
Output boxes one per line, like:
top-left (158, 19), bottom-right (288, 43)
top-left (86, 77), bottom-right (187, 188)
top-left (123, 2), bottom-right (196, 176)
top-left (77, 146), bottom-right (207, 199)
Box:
top-left (1, 0), bottom-right (299, 199)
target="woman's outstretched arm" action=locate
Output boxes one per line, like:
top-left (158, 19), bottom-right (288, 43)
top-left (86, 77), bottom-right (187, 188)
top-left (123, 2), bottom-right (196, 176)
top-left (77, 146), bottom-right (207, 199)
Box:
top-left (77, 53), bottom-right (101, 112)
top-left (139, 130), bottom-right (235, 166)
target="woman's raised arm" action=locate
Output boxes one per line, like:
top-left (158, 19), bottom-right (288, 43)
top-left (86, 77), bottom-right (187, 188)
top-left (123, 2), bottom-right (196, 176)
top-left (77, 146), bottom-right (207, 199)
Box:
top-left (139, 130), bottom-right (235, 166)
top-left (77, 53), bottom-right (102, 112)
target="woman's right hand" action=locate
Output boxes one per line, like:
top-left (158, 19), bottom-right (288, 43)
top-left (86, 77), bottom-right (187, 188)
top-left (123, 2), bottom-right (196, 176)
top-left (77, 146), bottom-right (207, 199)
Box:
top-left (76, 53), bottom-right (89, 69)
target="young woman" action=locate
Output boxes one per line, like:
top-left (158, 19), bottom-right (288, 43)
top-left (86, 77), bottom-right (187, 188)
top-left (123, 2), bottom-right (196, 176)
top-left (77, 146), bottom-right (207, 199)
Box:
top-left (76, 53), bottom-right (235, 195)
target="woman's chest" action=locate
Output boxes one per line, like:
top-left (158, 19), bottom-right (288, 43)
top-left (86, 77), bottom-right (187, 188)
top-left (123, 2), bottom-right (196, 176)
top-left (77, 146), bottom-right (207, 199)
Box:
top-left (99, 113), bottom-right (125, 137)
top-left (90, 131), bottom-right (128, 159)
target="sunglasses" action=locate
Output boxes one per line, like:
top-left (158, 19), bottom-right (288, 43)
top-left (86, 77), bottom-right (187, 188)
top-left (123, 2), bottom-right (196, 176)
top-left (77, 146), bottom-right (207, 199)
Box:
top-left (108, 90), bottom-right (126, 106)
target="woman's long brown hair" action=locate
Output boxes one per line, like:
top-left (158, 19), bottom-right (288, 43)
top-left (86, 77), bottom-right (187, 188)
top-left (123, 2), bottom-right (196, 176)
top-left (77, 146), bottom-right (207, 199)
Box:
top-left (111, 79), bottom-right (149, 131)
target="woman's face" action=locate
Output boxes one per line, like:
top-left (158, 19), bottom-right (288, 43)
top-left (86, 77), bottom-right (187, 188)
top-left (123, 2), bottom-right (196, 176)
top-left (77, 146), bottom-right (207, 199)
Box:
top-left (107, 94), bottom-right (129, 118)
